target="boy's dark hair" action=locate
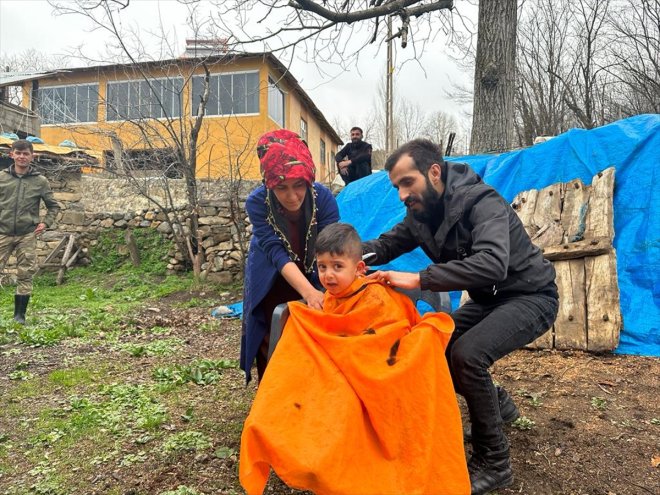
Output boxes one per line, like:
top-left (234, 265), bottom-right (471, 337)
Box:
top-left (350, 126), bottom-right (363, 134)
top-left (316, 223), bottom-right (362, 261)
top-left (384, 138), bottom-right (444, 175)
top-left (11, 139), bottom-right (34, 153)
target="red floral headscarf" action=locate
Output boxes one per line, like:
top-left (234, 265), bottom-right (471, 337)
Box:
top-left (257, 129), bottom-right (316, 189)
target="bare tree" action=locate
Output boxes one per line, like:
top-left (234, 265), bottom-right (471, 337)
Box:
top-left (46, 0), bottom-right (255, 280)
top-left (515, 0), bottom-right (572, 145)
top-left (210, 0), bottom-right (517, 154)
top-left (608, 0), bottom-right (660, 115)
top-left (469, 0), bottom-right (517, 153)
top-left (0, 50), bottom-right (67, 106)
top-left (559, 0), bottom-right (614, 129)
top-left (423, 110), bottom-right (458, 150)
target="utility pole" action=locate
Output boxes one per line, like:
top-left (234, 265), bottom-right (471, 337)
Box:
top-left (385, 16), bottom-right (394, 153)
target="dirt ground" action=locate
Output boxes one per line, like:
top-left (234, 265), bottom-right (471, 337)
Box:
top-left (1, 291), bottom-right (658, 495)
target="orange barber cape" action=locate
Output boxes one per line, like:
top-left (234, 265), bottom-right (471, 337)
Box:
top-left (240, 279), bottom-right (470, 495)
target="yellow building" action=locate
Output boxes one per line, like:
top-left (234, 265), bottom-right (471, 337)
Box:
top-left (13, 53), bottom-right (342, 183)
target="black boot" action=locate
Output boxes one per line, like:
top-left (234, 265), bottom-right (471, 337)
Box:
top-left (497, 386), bottom-right (521, 423)
top-left (13, 294), bottom-right (30, 325)
top-left (464, 386), bottom-right (520, 441)
top-left (468, 444), bottom-right (513, 495)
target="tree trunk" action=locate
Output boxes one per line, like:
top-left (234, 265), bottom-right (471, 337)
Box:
top-left (470, 0), bottom-right (518, 154)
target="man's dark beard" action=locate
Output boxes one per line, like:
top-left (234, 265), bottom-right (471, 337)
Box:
top-left (408, 179), bottom-right (444, 225)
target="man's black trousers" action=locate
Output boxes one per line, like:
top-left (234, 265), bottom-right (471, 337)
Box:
top-left (446, 291), bottom-right (559, 450)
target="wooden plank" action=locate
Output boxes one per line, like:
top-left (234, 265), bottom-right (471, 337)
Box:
top-left (585, 251), bottom-right (621, 351)
top-left (60, 235), bottom-right (76, 267)
top-left (585, 167), bottom-right (615, 240)
top-left (560, 178), bottom-right (590, 243)
top-left (125, 230), bottom-right (141, 266)
top-left (57, 235), bottom-right (76, 285)
top-left (531, 222), bottom-right (564, 249)
top-left (41, 237), bottom-right (67, 265)
top-left (530, 183), bottom-right (563, 247)
top-left (554, 259), bottom-right (588, 350)
top-left (541, 236), bottom-right (611, 261)
top-left (526, 325), bottom-right (554, 349)
top-left (512, 189), bottom-right (539, 237)
top-left (65, 248), bottom-right (82, 268)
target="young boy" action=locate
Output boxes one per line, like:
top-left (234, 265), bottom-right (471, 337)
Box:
top-left (240, 223), bottom-right (470, 495)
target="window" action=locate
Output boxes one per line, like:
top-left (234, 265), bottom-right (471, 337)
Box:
top-left (106, 77), bottom-right (183, 121)
top-left (37, 84), bottom-right (99, 124)
top-left (320, 139), bottom-right (326, 166)
top-left (300, 118), bottom-right (308, 142)
top-left (191, 71), bottom-right (259, 116)
top-left (268, 77), bottom-right (285, 127)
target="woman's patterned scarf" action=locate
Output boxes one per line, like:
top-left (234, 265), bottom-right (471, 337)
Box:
top-left (265, 186), bottom-right (318, 274)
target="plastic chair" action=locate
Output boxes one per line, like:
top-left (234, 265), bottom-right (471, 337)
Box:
top-left (267, 287), bottom-right (451, 361)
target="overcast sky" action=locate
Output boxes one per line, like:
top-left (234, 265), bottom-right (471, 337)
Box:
top-left (0, 0), bottom-right (475, 143)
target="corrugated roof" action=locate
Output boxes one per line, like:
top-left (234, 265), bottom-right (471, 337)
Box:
top-left (2, 54), bottom-right (343, 146)
top-left (0, 71), bottom-right (62, 87)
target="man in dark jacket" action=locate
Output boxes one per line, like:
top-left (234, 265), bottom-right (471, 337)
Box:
top-left (335, 127), bottom-right (372, 184)
top-left (1, 139), bottom-right (60, 324)
top-left (363, 139), bottom-right (558, 495)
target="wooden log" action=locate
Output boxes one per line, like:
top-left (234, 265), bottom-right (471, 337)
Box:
top-left (586, 251), bottom-right (621, 351)
top-left (585, 167), bottom-right (615, 240)
top-left (560, 178), bottom-right (590, 243)
top-left (541, 236), bottom-right (612, 261)
top-left (554, 259), bottom-right (588, 350)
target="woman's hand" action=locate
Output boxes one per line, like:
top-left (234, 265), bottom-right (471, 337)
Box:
top-left (366, 270), bottom-right (421, 290)
top-left (303, 288), bottom-right (325, 310)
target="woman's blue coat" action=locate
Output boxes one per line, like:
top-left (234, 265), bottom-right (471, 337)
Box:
top-left (240, 182), bottom-right (339, 381)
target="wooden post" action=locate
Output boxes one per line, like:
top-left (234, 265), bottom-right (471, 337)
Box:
top-left (586, 251), bottom-right (621, 351)
top-left (554, 259), bottom-right (587, 350)
top-left (57, 234), bottom-right (76, 285)
top-left (125, 230), bottom-right (141, 267)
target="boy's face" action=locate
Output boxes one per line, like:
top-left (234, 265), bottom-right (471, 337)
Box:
top-left (317, 252), bottom-right (366, 296)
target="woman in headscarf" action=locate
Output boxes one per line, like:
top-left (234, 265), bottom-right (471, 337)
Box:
top-left (240, 129), bottom-right (340, 383)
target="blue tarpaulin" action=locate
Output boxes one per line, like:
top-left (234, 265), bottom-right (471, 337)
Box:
top-left (338, 114), bottom-right (660, 357)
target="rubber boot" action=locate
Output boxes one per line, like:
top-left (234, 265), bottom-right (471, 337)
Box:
top-left (13, 294), bottom-right (30, 325)
top-left (468, 443), bottom-right (514, 495)
top-left (464, 386), bottom-right (520, 442)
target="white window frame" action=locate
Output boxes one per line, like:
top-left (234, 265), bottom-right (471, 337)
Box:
top-left (37, 83), bottom-right (99, 125)
top-left (300, 118), bottom-right (308, 142)
top-left (320, 138), bottom-right (326, 166)
top-left (191, 70), bottom-right (260, 117)
top-left (106, 76), bottom-right (184, 122)
top-left (268, 76), bottom-right (285, 127)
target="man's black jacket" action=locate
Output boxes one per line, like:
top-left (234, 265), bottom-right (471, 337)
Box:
top-left (362, 162), bottom-right (556, 303)
top-left (335, 140), bottom-right (372, 183)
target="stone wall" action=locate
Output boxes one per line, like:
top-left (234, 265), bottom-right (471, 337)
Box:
top-left (30, 174), bottom-right (258, 283)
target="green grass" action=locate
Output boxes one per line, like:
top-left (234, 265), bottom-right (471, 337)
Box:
top-left (48, 367), bottom-right (96, 388)
top-left (0, 255), bottom-right (245, 494)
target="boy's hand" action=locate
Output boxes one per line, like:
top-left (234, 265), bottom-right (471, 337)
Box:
top-left (366, 270), bottom-right (421, 290)
top-left (304, 288), bottom-right (325, 310)
top-left (34, 223), bottom-right (46, 235)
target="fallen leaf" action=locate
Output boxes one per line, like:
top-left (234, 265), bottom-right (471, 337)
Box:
top-left (652, 455), bottom-right (660, 468)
